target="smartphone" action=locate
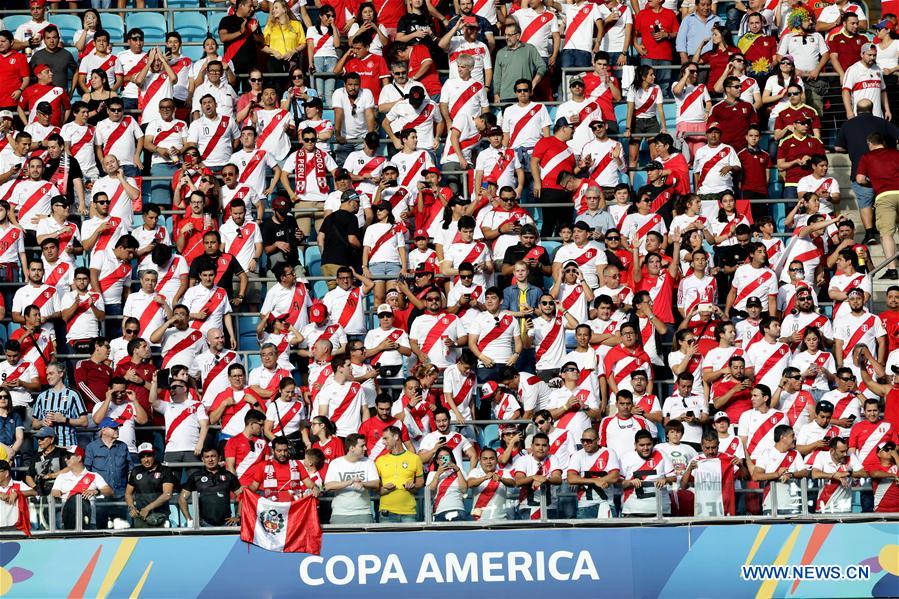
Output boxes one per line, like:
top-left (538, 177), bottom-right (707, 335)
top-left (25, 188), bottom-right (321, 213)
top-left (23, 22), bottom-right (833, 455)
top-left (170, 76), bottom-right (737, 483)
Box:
top-left (440, 454), bottom-right (451, 466)
top-left (439, 436), bottom-right (447, 444)
top-left (157, 368), bottom-right (170, 390)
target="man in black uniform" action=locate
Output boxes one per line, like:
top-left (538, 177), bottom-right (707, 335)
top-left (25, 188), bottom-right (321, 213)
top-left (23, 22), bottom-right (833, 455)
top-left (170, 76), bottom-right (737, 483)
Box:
top-left (179, 446), bottom-right (241, 527)
top-left (24, 427), bottom-right (67, 528)
top-left (501, 223), bottom-right (552, 289)
top-left (715, 223), bottom-right (752, 296)
top-left (188, 231), bottom-right (247, 307)
top-left (262, 195), bottom-right (303, 277)
top-left (125, 443), bottom-right (177, 528)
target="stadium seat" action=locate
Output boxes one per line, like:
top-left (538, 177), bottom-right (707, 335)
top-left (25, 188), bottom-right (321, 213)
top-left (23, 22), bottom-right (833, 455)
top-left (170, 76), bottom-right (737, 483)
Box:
top-left (322, 109), bottom-right (335, 124)
top-left (181, 44), bottom-right (205, 61)
top-left (6, 323), bottom-right (19, 338)
top-left (312, 280), bottom-right (329, 300)
top-left (304, 245), bottom-right (322, 277)
top-left (3, 16), bottom-right (29, 34)
top-left (173, 13), bottom-right (209, 43)
top-left (0, 323), bottom-right (8, 348)
top-left (126, 13), bottom-right (167, 43)
top-left (207, 12), bottom-right (226, 36)
top-left (481, 424), bottom-right (500, 449)
top-left (49, 15), bottom-right (81, 43)
top-left (632, 170), bottom-right (648, 190)
top-left (539, 240), bottom-right (560, 257)
top-left (614, 103), bottom-right (628, 129)
top-left (166, 0), bottom-right (197, 6)
top-left (100, 13), bottom-right (125, 42)
top-left (246, 353), bottom-right (262, 371)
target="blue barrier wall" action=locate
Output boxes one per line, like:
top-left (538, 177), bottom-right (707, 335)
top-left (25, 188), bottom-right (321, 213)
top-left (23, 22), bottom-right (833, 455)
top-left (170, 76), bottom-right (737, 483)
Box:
top-left (2, 523), bottom-right (898, 598)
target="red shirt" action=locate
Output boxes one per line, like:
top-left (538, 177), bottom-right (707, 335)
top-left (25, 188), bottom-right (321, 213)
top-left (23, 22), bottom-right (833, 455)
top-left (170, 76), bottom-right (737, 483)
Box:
top-left (343, 53), bottom-right (389, 101)
top-left (0, 51), bottom-right (29, 108)
top-left (312, 436), bottom-right (345, 478)
top-left (637, 273), bottom-right (674, 324)
top-left (709, 99), bottom-right (759, 151)
top-left (174, 213), bottom-right (217, 262)
top-left (372, 0), bottom-right (406, 29)
top-left (660, 152), bottom-right (691, 195)
top-left (114, 357), bottom-right (157, 416)
top-left (633, 8), bottom-right (679, 61)
top-left (320, 0), bottom-right (358, 29)
top-left (870, 462), bottom-right (899, 512)
top-left (531, 136), bottom-right (574, 190)
top-left (848, 419), bottom-right (897, 469)
top-left (737, 146), bottom-right (771, 195)
top-left (689, 319), bottom-right (720, 355)
top-left (740, 34), bottom-right (777, 76)
top-left (703, 47), bottom-right (740, 92)
top-left (886, 387), bottom-right (899, 434)
top-left (581, 73), bottom-right (620, 122)
top-left (74, 358), bottom-right (113, 410)
top-left (779, 134), bottom-right (826, 185)
top-left (408, 44), bottom-right (442, 96)
top-left (880, 309), bottom-right (899, 353)
top-left (774, 105), bottom-right (821, 132)
top-left (828, 32), bottom-right (867, 71)
top-left (613, 247), bottom-right (635, 288)
top-left (252, 458), bottom-right (310, 501)
top-left (711, 378), bottom-right (753, 423)
top-left (224, 433), bottom-right (266, 486)
top-left (857, 147), bottom-right (899, 196)
top-left (357, 416), bottom-right (410, 451)
top-left (18, 84), bottom-right (70, 127)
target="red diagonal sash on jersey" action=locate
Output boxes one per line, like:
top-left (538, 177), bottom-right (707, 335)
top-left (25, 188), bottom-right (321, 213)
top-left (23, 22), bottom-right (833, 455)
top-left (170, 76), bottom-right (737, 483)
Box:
top-left (635, 213), bottom-right (662, 240)
top-left (138, 71), bottom-right (169, 113)
top-left (98, 262), bottom-right (131, 293)
top-left (358, 156), bottom-right (385, 178)
top-left (369, 329), bottom-right (404, 365)
top-left (520, 10), bottom-right (554, 44)
top-left (70, 125), bottom-right (95, 157)
top-left (420, 315), bottom-right (455, 355)
top-left (753, 343), bottom-right (789, 382)
top-left (124, 54), bottom-right (149, 80)
top-left (678, 84), bottom-right (706, 117)
top-left (68, 473), bottom-right (97, 496)
top-left (138, 296), bottom-right (166, 337)
top-left (223, 20), bottom-right (256, 64)
top-left (5, 361), bottom-right (31, 384)
top-left (330, 382), bottom-right (361, 423)
top-left (256, 111), bottom-right (287, 149)
top-left (449, 81), bottom-right (484, 120)
top-left (155, 259), bottom-right (179, 294)
top-left (786, 390), bottom-right (813, 426)
top-left (164, 404), bottom-right (198, 445)
top-left (45, 262), bottom-right (70, 287)
top-left (723, 436), bottom-right (741, 457)
top-left (272, 401), bottom-right (304, 434)
top-left (564, 5), bottom-right (594, 48)
top-left (557, 390), bottom-right (590, 429)
top-left (30, 287), bottom-right (55, 311)
top-left (97, 53), bottom-right (117, 75)
top-left (0, 226), bottom-right (21, 255)
top-left (460, 241), bottom-right (486, 266)
top-left (508, 104), bottom-right (542, 148)
top-left (734, 270), bottom-right (773, 307)
top-left (699, 147), bottom-right (731, 187)
top-left (477, 314), bottom-right (514, 352)
top-left (152, 121), bottom-right (185, 147)
top-left (454, 373), bottom-right (475, 407)
top-left (524, 245), bottom-right (545, 261)
top-left (202, 352), bottom-right (236, 395)
top-left (748, 412), bottom-right (786, 455)
top-left (634, 86), bottom-right (659, 117)
top-left (79, 39), bottom-right (96, 60)
top-left (573, 245), bottom-right (598, 267)
top-left (15, 182), bottom-right (53, 220)
top-left (833, 274), bottom-right (865, 316)
top-left (226, 223), bottom-right (256, 258)
top-left (613, 356), bottom-right (644, 385)
top-left (766, 240), bottom-right (782, 261)
top-left (337, 287), bottom-right (361, 329)
top-left (842, 315), bottom-right (876, 355)
top-left (562, 285), bottom-right (584, 312)
top-left (576, 451), bottom-right (612, 501)
top-left (103, 117), bottom-right (134, 156)
top-left (762, 450), bottom-right (796, 501)
top-left (201, 116), bottom-right (231, 161)
top-left (105, 183), bottom-right (130, 216)
top-left (279, 284), bottom-right (307, 327)
top-left (405, 103), bottom-right (435, 130)
top-left (622, 451), bottom-right (663, 504)
top-left (400, 152), bottom-right (427, 188)
top-left (486, 148), bottom-right (514, 183)
top-left (589, 151), bottom-right (615, 181)
top-left (368, 224), bottom-right (404, 260)
top-left (314, 33), bottom-right (332, 53)
top-left (190, 288), bottom-right (228, 330)
top-left (383, 186), bottom-right (409, 212)
top-left (472, 476), bottom-right (500, 518)
top-left (66, 293), bottom-right (98, 334)
top-left (433, 471), bottom-right (458, 508)
top-left (162, 329), bottom-right (203, 368)
top-left (472, 0), bottom-right (491, 14)
top-left (536, 315), bottom-right (563, 361)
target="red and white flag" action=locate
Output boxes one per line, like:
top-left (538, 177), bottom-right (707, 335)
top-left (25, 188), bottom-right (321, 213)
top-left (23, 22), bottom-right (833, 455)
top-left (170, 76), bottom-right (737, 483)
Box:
top-left (240, 492), bottom-right (322, 554)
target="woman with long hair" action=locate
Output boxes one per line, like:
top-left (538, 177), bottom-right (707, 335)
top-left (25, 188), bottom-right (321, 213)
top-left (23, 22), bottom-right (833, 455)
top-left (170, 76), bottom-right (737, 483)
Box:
top-left (73, 8), bottom-right (100, 59)
top-left (669, 193), bottom-right (708, 243)
top-left (431, 196), bottom-right (467, 262)
top-left (762, 53), bottom-right (804, 130)
top-left (280, 67), bottom-right (319, 122)
top-left (708, 191), bottom-right (751, 247)
top-left (83, 68), bottom-right (117, 125)
top-left (792, 327), bottom-right (835, 400)
top-left (672, 62), bottom-right (711, 161)
top-left (263, 0), bottom-right (306, 73)
top-left (347, 2), bottom-right (390, 57)
top-left (305, 6), bottom-right (341, 104)
top-left (308, 415), bottom-right (345, 470)
top-left (187, 36), bottom-right (238, 93)
top-left (624, 65), bottom-right (666, 177)
top-left (427, 446), bottom-right (469, 521)
top-left (363, 202), bottom-right (410, 306)
top-left (0, 392), bottom-right (23, 465)
top-left (696, 24), bottom-right (739, 93)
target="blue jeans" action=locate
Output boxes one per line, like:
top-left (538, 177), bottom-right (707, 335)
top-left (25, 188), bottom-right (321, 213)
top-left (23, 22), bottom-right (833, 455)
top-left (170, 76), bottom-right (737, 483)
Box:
top-left (121, 164), bottom-right (140, 178)
top-left (783, 185), bottom-right (798, 200)
top-left (640, 58), bottom-right (673, 98)
top-left (561, 49), bottom-right (592, 69)
top-left (122, 97), bottom-right (138, 111)
top-left (851, 181), bottom-right (875, 210)
top-left (314, 56), bottom-right (337, 107)
top-left (149, 163), bottom-right (177, 207)
top-left (379, 511), bottom-right (417, 523)
top-left (577, 505), bottom-right (599, 518)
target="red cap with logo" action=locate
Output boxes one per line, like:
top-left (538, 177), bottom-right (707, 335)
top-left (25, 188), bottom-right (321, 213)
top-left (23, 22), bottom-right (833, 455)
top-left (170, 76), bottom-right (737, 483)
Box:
top-left (309, 302), bottom-right (328, 325)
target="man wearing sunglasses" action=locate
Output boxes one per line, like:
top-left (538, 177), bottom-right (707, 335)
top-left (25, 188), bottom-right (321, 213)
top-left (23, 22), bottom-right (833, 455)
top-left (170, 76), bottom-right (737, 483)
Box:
top-left (713, 53), bottom-right (762, 109)
top-left (527, 293), bottom-right (578, 381)
top-left (708, 75), bottom-right (760, 152)
top-left (94, 97), bottom-right (143, 179)
top-left (409, 289), bottom-right (468, 370)
top-left (567, 427), bottom-right (620, 519)
top-left (116, 28), bottom-right (147, 112)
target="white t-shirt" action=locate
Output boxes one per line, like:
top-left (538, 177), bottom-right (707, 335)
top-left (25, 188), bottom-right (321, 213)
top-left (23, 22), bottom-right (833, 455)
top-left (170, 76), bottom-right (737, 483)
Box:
top-left (324, 456), bottom-right (380, 516)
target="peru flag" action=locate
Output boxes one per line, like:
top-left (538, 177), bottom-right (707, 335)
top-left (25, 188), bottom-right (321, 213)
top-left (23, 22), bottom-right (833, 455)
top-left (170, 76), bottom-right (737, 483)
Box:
top-left (240, 492), bottom-right (321, 554)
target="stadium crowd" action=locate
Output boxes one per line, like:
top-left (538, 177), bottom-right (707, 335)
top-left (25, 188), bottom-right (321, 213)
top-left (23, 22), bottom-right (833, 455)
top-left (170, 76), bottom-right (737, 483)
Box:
top-left (1, 0), bottom-right (899, 529)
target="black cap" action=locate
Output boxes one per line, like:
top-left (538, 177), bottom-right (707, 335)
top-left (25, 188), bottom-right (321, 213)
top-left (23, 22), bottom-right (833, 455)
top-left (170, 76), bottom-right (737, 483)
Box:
top-left (341, 189), bottom-right (360, 203)
top-left (36, 101), bottom-right (52, 115)
top-left (816, 400), bottom-right (834, 413)
top-left (746, 297), bottom-right (762, 308)
top-left (305, 96), bottom-right (323, 109)
top-left (573, 221), bottom-right (592, 232)
top-left (643, 160), bottom-right (664, 171)
top-left (553, 117), bottom-right (573, 132)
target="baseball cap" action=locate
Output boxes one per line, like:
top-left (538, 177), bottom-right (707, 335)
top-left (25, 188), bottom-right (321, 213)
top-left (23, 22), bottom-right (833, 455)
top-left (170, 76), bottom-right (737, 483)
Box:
top-left (35, 426), bottom-right (56, 439)
top-left (423, 167), bottom-right (441, 176)
top-left (563, 260), bottom-right (579, 269)
top-left (780, 54), bottom-right (794, 64)
top-left (485, 126), bottom-right (503, 137)
top-left (713, 411), bottom-right (730, 422)
top-left (271, 195), bottom-right (291, 212)
top-left (67, 445), bottom-right (85, 459)
top-left (51, 195), bottom-right (69, 208)
top-left (706, 122), bottom-right (722, 132)
top-left (643, 160), bottom-right (664, 171)
top-left (0, 111), bottom-right (12, 121)
top-left (878, 441), bottom-right (897, 452)
top-left (376, 303), bottom-right (393, 315)
top-left (553, 117), bottom-right (573, 131)
top-left (382, 162), bottom-right (399, 173)
top-left (341, 189), bottom-right (360, 203)
top-left (873, 19), bottom-right (893, 31)
top-left (36, 102), bottom-right (53, 115)
top-left (137, 442), bottom-right (155, 455)
top-left (746, 296), bottom-right (762, 308)
top-left (816, 400), bottom-right (835, 413)
top-left (413, 228), bottom-right (428, 240)
top-left (573, 221), bottom-right (592, 232)
top-left (569, 77), bottom-right (585, 88)
top-left (305, 96), bottom-right (323, 109)
top-left (33, 64), bottom-right (51, 76)
top-left (462, 15), bottom-right (478, 26)
top-left (408, 86), bottom-right (426, 102)
top-left (99, 417), bottom-right (120, 429)
top-left (309, 302), bottom-right (328, 325)
top-left (861, 42), bottom-right (877, 55)
top-left (30, 0), bottom-right (46, 6)
top-left (481, 381), bottom-right (500, 399)
top-left (499, 424), bottom-right (519, 434)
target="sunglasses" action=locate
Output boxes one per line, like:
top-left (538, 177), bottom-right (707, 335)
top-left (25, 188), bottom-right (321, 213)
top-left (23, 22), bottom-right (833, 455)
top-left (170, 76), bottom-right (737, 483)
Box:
top-left (789, 267), bottom-right (804, 272)
top-left (426, 296), bottom-right (441, 302)
top-left (303, 137), bottom-right (316, 142)
top-left (581, 437), bottom-right (597, 443)
top-left (564, 268), bottom-right (578, 273)
top-left (780, 59), bottom-right (793, 65)
top-left (108, 107), bottom-right (123, 112)
top-left (392, 71), bottom-right (408, 76)
top-left (561, 367), bottom-right (578, 373)
top-left (515, 88), bottom-right (530, 93)
top-left (787, 91), bottom-right (801, 97)
top-left (540, 301), bottom-right (554, 306)
top-left (249, 77), bottom-right (262, 82)
top-left (534, 420), bottom-right (546, 425)
top-left (459, 273), bottom-right (474, 279)
top-left (605, 235), bottom-right (620, 241)
top-left (95, 200), bottom-right (110, 205)
top-left (731, 57), bottom-right (745, 62)
top-left (839, 376), bottom-right (855, 382)
top-left (292, 74), bottom-right (304, 80)
top-left (785, 375), bottom-right (801, 381)
top-left (125, 328), bottom-right (139, 334)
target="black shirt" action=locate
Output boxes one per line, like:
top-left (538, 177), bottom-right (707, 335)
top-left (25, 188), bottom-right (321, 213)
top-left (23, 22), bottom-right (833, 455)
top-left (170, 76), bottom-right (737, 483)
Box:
top-left (182, 467), bottom-right (240, 526)
top-left (261, 213), bottom-right (301, 269)
top-left (127, 463), bottom-right (178, 513)
top-left (636, 182), bottom-right (677, 225)
top-left (44, 155), bottom-right (84, 206)
top-left (502, 243), bottom-right (551, 288)
top-left (218, 15), bottom-right (257, 72)
top-left (189, 251), bottom-right (245, 296)
top-left (836, 113), bottom-right (899, 177)
top-left (319, 209), bottom-right (361, 269)
top-left (26, 446), bottom-right (67, 496)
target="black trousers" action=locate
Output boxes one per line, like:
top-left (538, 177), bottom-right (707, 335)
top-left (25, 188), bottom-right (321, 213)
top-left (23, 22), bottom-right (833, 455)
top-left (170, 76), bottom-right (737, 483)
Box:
top-left (539, 187), bottom-right (572, 237)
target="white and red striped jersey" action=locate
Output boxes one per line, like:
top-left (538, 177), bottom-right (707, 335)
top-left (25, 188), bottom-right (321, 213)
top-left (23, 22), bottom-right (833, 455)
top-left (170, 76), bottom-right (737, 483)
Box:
top-left (811, 450), bottom-right (863, 513)
top-left (547, 386), bottom-right (599, 440)
top-left (90, 248), bottom-right (131, 306)
top-left (322, 285), bottom-right (366, 336)
top-left (156, 399), bottom-right (208, 453)
top-left (318, 379), bottom-right (365, 437)
top-left (419, 430), bottom-right (473, 467)
top-left (619, 449), bottom-right (674, 515)
top-left (677, 273), bottom-right (717, 316)
top-left (596, 2), bottom-right (632, 52)
top-left (385, 99), bottom-right (443, 151)
top-left (731, 264), bottom-right (778, 312)
top-left (745, 339), bottom-right (791, 392)
top-left (561, 2), bottom-right (602, 52)
top-left (182, 284), bottom-right (232, 334)
top-left (220, 220), bottom-right (261, 271)
top-left (0, 224), bottom-right (23, 266)
top-left (122, 289), bottom-right (167, 341)
top-left (672, 82), bottom-right (710, 124)
top-left (265, 398), bottom-right (306, 437)
top-left (82, 216), bottom-right (124, 261)
top-left (160, 327), bottom-right (206, 370)
top-left (78, 51), bottom-right (122, 90)
top-left (781, 311), bottom-right (833, 345)
top-left (91, 399), bottom-right (137, 452)
top-left (833, 310), bottom-right (885, 375)
top-left (819, 389), bottom-right (862, 436)
top-left (626, 84), bottom-right (662, 121)
top-left (442, 74), bottom-right (490, 117)
top-left (137, 71), bottom-right (174, 125)
top-left (580, 137), bottom-right (627, 188)
top-left (409, 312), bottom-right (465, 369)
top-left (186, 114), bottom-right (241, 168)
top-left (693, 143), bottom-right (740, 195)
top-left (514, 7), bottom-right (559, 58)
top-left (501, 102), bottom-right (551, 149)
top-left (662, 392), bottom-right (708, 444)
top-left (842, 61), bottom-right (886, 118)
top-left (778, 236), bottom-right (823, 286)
top-left (442, 364), bottom-right (476, 421)
top-left (191, 349), bottom-right (242, 407)
top-left (11, 179), bottom-right (53, 232)
top-left (797, 174), bottom-right (839, 212)
top-left (90, 175), bottom-right (137, 231)
top-left (689, 454), bottom-right (739, 517)
top-left (512, 453), bottom-right (563, 516)
top-left (468, 466), bottom-right (512, 520)
top-left (392, 149), bottom-right (433, 191)
top-left (599, 414), bottom-right (653, 459)
top-left (829, 272), bottom-right (872, 321)
top-left (144, 118), bottom-right (188, 167)
top-left (474, 145), bottom-right (521, 191)
top-left (59, 289), bottom-right (103, 341)
top-left (260, 282), bottom-right (311, 331)
top-left (95, 116), bottom-right (142, 167)
top-left (60, 121), bottom-right (98, 177)
top-left (872, 463), bottom-right (899, 512)
top-left (566, 447), bottom-right (619, 513)
top-left (440, 113), bottom-right (481, 165)
top-left (553, 241), bottom-right (606, 289)
top-left (254, 108), bottom-right (295, 161)
top-left (470, 309), bottom-right (519, 364)
top-left (530, 313), bottom-right (568, 371)
top-left (849, 419), bottom-right (896, 469)
top-left (230, 148), bottom-right (278, 199)
top-left (138, 254), bottom-right (187, 302)
top-left (427, 468), bottom-right (467, 514)
top-left (738, 408), bottom-right (787, 459)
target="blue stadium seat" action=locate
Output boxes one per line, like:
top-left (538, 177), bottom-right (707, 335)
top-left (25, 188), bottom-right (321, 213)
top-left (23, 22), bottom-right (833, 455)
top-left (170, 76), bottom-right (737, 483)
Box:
top-left (0, 323), bottom-right (8, 348)
top-left (167, 0), bottom-right (197, 6)
top-left (322, 109), bottom-right (335, 124)
top-left (6, 323), bottom-right (19, 338)
top-left (3, 16), bottom-right (30, 34)
top-left (126, 13), bottom-right (167, 43)
top-left (632, 170), bottom-right (648, 190)
top-left (100, 13), bottom-right (125, 42)
top-left (132, 214), bottom-right (144, 229)
top-left (238, 315), bottom-right (258, 337)
top-left (304, 245), bottom-right (322, 277)
top-left (181, 44), bottom-right (205, 61)
top-left (49, 15), bottom-right (81, 44)
top-left (481, 424), bottom-right (500, 449)
top-left (246, 353), bottom-right (262, 371)
top-left (312, 280), bottom-right (329, 299)
top-left (239, 331), bottom-right (260, 351)
top-left (207, 12), bottom-right (226, 36)
top-left (173, 13), bottom-right (209, 43)
top-left (614, 103), bottom-right (628, 129)
top-left (539, 240), bottom-right (560, 257)
top-left (546, 105), bottom-right (557, 123)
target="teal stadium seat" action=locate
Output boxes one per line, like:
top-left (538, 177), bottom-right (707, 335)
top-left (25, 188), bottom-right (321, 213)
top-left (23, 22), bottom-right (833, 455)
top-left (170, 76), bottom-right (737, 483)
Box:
top-left (181, 45), bottom-right (205, 61)
top-left (313, 280), bottom-right (329, 300)
top-left (304, 245), bottom-right (322, 277)
top-left (173, 13), bottom-right (209, 43)
top-left (49, 15), bottom-right (81, 43)
top-left (2, 16), bottom-right (30, 35)
top-left (100, 13), bottom-right (125, 42)
top-left (207, 12), bottom-right (227, 37)
top-left (239, 316), bottom-right (260, 351)
top-left (246, 353), bottom-right (262, 371)
top-left (126, 13), bottom-right (167, 43)
top-left (0, 323), bottom-right (8, 348)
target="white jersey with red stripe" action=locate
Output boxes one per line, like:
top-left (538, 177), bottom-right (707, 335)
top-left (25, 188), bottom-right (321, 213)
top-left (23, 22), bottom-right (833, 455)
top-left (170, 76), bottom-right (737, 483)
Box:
top-left (693, 143), bottom-right (740, 195)
top-left (444, 56), bottom-right (492, 99)
top-left (131, 225), bottom-right (171, 252)
top-left (344, 149), bottom-right (386, 201)
top-left (474, 145), bottom-right (521, 191)
top-left (517, 373), bottom-right (553, 414)
top-left (745, 339), bottom-right (791, 394)
top-left (562, 2), bottom-right (602, 52)
top-left (530, 314), bottom-right (568, 371)
top-left (476, 207), bottom-right (535, 260)
top-left (829, 273), bottom-right (872, 321)
top-left (619, 449), bottom-right (674, 515)
top-left (626, 84), bottom-right (662, 120)
top-left (512, 453), bottom-right (563, 514)
top-left (547, 387), bottom-right (599, 441)
top-left (598, 414), bottom-right (654, 459)
top-left (552, 241), bottom-right (606, 289)
top-left (138, 71), bottom-right (174, 125)
top-left (260, 282), bottom-right (311, 331)
top-left (470, 309), bottom-right (519, 364)
top-left (78, 51), bottom-right (122, 89)
top-left (259, 332), bottom-right (297, 371)
top-left (255, 108), bottom-right (295, 161)
top-left (0, 223), bottom-right (23, 265)
top-left (672, 82), bottom-right (710, 123)
top-left (677, 273), bottom-right (717, 314)
top-left (842, 61), bottom-right (886, 118)
top-left (322, 285), bottom-right (366, 336)
top-left (468, 466), bottom-right (511, 520)
top-left (580, 137), bottom-right (627, 188)
top-left (11, 179), bottom-right (53, 232)
top-left (231, 147), bottom-right (279, 195)
top-left (118, 50), bottom-right (147, 99)
top-left (60, 122), bottom-right (98, 178)
top-left (597, 2), bottom-right (633, 52)
top-left (427, 468), bottom-right (467, 514)
top-left (735, 318), bottom-right (762, 352)
top-left (501, 102), bottom-right (551, 149)
top-left (220, 219), bottom-right (262, 271)
top-left (796, 174), bottom-right (839, 213)
top-left (442, 364), bottom-right (476, 421)
top-left (265, 398), bottom-right (306, 437)
top-left (95, 116), bottom-right (142, 167)
top-left (156, 399), bottom-right (208, 453)
top-left (737, 408), bottom-right (786, 459)
top-left (513, 7), bottom-right (559, 58)
top-left (60, 290), bottom-right (104, 341)
top-left (385, 99), bottom-right (443, 151)
top-left (363, 326), bottom-right (410, 368)
top-left (90, 249), bottom-right (131, 306)
top-left (440, 113), bottom-right (481, 165)
top-left (319, 379), bottom-right (365, 437)
top-left (122, 290), bottom-right (167, 342)
top-left (778, 236), bottom-right (822, 285)
top-left (566, 447), bottom-right (620, 512)
top-left (731, 264), bottom-right (778, 312)
top-left (819, 389), bottom-right (862, 436)
top-left (299, 323), bottom-right (347, 360)
top-left (186, 114), bottom-right (241, 168)
top-left (444, 241), bottom-right (493, 289)
top-left (662, 392), bottom-right (708, 444)
top-left (409, 312), bottom-right (465, 369)
top-left (833, 310), bottom-right (885, 375)
top-left (90, 175), bottom-right (137, 231)
top-left (810, 450), bottom-right (864, 513)
top-left (138, 255), bottom-right (187, 301)
top-left (91, 400), bottom-right (138, 452)
top-left (419, 430), bottom-right (472, 467)
top-left (191, 349), bottom-right (243, 407)
top-left (182, 284), bottom-right (232, 334)
top-left (781, 311), bottom-right (833, 344)
top-left (392, 149), bottom-right (434, 194)
top-left (160, 327), bottom-right (207, 370)
top-left (81, 216), bottom-right (123, 261)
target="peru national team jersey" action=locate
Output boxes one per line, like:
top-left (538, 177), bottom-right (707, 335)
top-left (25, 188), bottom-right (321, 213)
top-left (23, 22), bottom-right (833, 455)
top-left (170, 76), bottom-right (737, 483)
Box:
top-left (566, 447), bottom-right (620, 512)
top-left (620, 449), bottom-right (674, 515)
top-left (690, 454), bottom-right (738, 517)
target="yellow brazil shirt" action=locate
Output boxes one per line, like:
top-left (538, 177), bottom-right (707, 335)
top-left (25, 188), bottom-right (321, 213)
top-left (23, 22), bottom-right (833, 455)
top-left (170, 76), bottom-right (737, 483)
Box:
top-left (376, 450), bottom-right (423, 515)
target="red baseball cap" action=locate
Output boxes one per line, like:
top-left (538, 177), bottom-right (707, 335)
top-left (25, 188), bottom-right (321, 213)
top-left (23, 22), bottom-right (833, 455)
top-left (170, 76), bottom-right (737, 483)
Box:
top-left (413, 228), bottom-right (428, 240)
top-left (33, 64), bottom-right (50, 76)
top-left (462, 16), bottom-right (478, 26)
top-left (423, 167), bottom-right (441, 176)
top-left (481, 381), bottom-right (499, 399)
top-left (309, 302), bottom-right (327, 325)
top-left (30, 0), bottom-right (46, 6)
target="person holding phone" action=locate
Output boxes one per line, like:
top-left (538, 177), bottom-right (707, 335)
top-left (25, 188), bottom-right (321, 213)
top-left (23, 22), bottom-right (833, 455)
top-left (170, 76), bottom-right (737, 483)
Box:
top-left (427, 446), bottom-right (470, 521)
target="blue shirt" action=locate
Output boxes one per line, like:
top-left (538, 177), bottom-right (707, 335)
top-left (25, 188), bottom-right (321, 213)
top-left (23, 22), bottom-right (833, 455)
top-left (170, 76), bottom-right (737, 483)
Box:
top-left (0, 412), bottom-right (22, 447)
top-left (675, 13), bottom-right (722, 57)
top-left (32, 388), bottom-right (87, 448)
top-left (84, 439), bottom-right (130, 497)
top-left (502, 283), bottom-right (543, 312)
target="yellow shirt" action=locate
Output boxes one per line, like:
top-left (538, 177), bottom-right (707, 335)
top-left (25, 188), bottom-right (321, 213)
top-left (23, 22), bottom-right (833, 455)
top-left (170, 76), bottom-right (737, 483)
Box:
top-left (264, 20), bottom-right (306, 55)
top-left (376, 451), bottom-right (423, 515)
